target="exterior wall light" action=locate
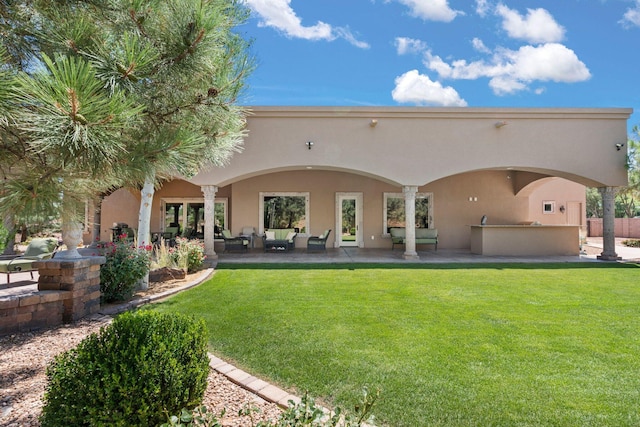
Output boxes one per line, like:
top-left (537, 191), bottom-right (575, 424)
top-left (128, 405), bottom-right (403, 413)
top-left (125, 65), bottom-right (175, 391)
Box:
top-left (370, 119), bottom-right (378, 127)
top-left (494, 121), bottom-right (508, 128)
top-left (306, 141), bottom-right (314, 150)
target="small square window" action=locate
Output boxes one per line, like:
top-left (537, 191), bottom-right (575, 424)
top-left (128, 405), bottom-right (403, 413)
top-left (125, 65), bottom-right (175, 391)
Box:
top-left (543, 201), bottom-right (555, 214)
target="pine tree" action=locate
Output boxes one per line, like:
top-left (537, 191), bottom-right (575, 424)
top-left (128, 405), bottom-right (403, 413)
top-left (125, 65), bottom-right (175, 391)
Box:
top-left (0, 0), bottom-right (253, 261)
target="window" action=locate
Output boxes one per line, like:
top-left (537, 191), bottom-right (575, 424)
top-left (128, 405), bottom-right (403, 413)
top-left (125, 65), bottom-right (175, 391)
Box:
top-left (161, 198), bottom-right (227, 238)
top-left (383, 192), bottom-right (433, 234)
top-left (543, 201), bottom-right (555, 214)
top-left (260, 192), bottom-right (309, 235)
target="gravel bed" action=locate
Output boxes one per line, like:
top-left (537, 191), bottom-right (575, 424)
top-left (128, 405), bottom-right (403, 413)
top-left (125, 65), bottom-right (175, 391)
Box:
top-left (1, 273), bottom-right (284, 427)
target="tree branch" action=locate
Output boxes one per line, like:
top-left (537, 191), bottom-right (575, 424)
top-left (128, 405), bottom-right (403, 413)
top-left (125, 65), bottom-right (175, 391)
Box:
top-left (170, 28), bottom-right (205, 65)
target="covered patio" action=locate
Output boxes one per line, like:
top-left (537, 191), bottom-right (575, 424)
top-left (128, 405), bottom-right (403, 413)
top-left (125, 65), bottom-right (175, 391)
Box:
top-left (212, 237), bottom-right (640, 264)
top-left (99, 106), bottom-right (633, 262)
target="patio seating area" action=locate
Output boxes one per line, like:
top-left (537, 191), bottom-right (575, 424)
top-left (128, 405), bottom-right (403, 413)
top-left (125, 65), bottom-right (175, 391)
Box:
top-left (213, 246), bottom-right (593, 264)
top-left (0, 238), bottom-right (59, 284)
top-left (211, 236), bottom-right (640, 264)
top-left (262, 228), bottom-right (297, 252)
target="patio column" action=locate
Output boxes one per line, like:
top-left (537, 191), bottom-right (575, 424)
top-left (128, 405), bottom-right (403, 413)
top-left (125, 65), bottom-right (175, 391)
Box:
top-left (598, 186), bottom-right (620, 261)
top-left (403, 185), bottom-right (419, 260)
top-left (201, 185), bottom-right (218, 260)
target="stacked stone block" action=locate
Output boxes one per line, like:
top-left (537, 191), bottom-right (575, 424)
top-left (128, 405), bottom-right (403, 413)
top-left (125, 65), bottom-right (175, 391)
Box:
top-left (0, 256), bottom-right (105, 335)
top-left (37, 257), bottom-right (105, 322)
top-left (0, 291), bottom-right (67, 335)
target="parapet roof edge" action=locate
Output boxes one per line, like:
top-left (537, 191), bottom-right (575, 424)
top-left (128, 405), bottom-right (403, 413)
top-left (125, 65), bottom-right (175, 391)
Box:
top-left (244, 106), bottom-right (633, 120)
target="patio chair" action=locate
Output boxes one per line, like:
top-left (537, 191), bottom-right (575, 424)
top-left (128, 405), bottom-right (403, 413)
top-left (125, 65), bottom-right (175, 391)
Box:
top-left (159, 226), bottom-right (180, 246)
top-left (221, 229), bottom-right (249, 252)
top-left (163, 226), bottom-right (180, 239)
top-left (307, 229), bottom-right (332, 252)
top-left (0, 237), bottom-right (59, 283)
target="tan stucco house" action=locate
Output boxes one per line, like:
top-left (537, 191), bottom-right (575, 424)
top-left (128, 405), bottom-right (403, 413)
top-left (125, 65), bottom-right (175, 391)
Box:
top-left (98, 106), bottom-right (632, 260)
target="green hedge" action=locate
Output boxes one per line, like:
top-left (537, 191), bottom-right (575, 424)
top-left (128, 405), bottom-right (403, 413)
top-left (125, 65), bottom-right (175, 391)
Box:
top-left (41, 311), bottom-right (209, 426)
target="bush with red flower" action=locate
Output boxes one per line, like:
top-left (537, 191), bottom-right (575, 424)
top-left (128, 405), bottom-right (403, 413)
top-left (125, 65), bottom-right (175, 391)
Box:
top-left (98, 237), bottom-right (151, 303)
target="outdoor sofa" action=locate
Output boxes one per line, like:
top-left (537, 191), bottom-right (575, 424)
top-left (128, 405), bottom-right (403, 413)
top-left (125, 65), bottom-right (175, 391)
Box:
top-left (0, 237), bottom-right (59, 283)
top-left (390, 227), bottom-right (438, 250)
top-left (262, 228), bottom-right (297, 252)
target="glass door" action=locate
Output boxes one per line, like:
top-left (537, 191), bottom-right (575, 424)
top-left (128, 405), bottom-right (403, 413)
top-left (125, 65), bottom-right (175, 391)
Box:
top-left (336, 193), bottom-right (363, 247)
top-left (186, 203), bottom-right (205, 238)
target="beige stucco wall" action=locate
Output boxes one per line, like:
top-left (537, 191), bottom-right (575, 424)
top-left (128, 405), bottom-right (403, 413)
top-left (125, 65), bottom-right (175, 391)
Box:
top-left (100, 188), bottom-right (141, 241)
top-left (191, 107), bottom-right (632, 188)
top-left (525, 178), bottom-right (587, 226)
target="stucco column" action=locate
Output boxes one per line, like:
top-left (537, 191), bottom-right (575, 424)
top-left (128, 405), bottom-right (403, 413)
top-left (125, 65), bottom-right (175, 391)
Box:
top-left (201, 185), bottom-right (218, 260)
top-left (598, 186), bottom-right (620, 261)
top-left (403, 185), bottom-right (419, 260)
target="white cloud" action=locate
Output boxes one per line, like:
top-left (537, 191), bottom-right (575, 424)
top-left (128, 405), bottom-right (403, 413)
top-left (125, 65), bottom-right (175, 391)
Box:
top-left (472, 37), bottom-right (491, 54)
top-left (496, 4), bottom-right (565, 43)
top-left (391, 70), bottom-right (467, 106)
top-left (425, 43), bottom-right (591, 95)
top-left (488, 76), bottom-right (527, 95)
top-left (335, 27), bottom-right (371, 49)
top-left (395, 37), bottom-right (428, 55)
top-left (393, 0), bottom-right (463, 22)
top-left (244, 0), bottom-right (369, 48)
top-left (620, 1), bottom-right (640, 28)
top-left (475, 0), bottom-right (491, 17)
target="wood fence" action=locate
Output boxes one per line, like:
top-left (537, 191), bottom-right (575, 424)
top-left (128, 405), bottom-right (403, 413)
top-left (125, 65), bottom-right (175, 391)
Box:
top-left (586, 218), bottom-right (640, 238)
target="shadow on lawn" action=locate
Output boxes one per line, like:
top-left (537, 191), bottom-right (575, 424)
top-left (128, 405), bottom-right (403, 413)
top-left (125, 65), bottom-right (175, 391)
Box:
top-left (216, 262), bottom-right (640, 270)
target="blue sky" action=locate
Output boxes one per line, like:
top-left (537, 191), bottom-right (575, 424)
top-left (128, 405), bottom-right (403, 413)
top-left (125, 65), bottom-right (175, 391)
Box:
top-left (238, 0), bottom-right (640, 133)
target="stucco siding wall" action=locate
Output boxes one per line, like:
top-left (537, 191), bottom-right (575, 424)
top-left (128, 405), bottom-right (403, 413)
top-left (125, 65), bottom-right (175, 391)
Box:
top-left (191, 107), bottom-right (631, 188)
top-left (526, 178), bottom-right (586, 226)
top-left (100, 189), bottom-right (141, 241)
top-left (426, 171), bottom-right (530, 248)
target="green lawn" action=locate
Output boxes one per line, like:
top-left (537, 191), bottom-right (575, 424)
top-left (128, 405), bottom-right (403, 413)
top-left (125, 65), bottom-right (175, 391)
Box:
top-left (151, 263), bottom-right (640, 426)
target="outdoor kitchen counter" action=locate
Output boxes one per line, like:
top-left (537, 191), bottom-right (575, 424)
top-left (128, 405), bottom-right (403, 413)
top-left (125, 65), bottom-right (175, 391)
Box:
top-left (470, 225), bottom-right (580, 256)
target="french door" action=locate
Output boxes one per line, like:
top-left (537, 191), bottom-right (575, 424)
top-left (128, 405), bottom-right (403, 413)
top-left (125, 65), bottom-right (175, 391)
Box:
top-left (336, 193), bottom-right (363, 247)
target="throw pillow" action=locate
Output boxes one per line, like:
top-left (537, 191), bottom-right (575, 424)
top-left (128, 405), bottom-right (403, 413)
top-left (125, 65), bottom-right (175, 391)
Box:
top-left (285, 231), bottom-right (296, 241)
top-left (265, 231), bottom-right (275, 240)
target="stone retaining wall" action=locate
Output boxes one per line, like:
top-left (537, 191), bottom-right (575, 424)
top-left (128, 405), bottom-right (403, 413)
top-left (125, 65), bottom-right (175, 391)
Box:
top-left (0, 256), bottom-right (105, 336)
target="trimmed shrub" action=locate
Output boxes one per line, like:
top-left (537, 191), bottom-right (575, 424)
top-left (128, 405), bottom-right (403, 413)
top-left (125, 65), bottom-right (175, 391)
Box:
top-left (40, 311), bottom-right (210, 427)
